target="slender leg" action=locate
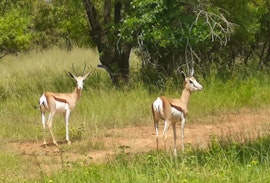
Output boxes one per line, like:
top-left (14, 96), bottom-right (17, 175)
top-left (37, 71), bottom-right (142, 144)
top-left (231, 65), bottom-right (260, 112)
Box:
top-left (41, 112), bottom-right (47, 145)
top-left (172, 122), bottom-right (177, 156)
top-left (47, 112), bottom-right (58, 146)
top-left (180, 117), bottom-right (186, 152)
top-left (65, 109), bottom-right (71, 145)
top-left (163, 120), bottom-right (171, 150)
top-left (154, 120), bottom-right (159, 150)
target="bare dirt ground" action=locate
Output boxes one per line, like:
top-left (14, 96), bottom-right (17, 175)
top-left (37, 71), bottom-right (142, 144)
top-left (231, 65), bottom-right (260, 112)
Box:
top-left (7, 108), bottom-right (270, 178)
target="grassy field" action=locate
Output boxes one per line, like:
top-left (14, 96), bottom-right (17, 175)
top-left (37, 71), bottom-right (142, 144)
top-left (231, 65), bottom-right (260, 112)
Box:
top-left (43, 138), bottom-right (270, 183)
top-left (0, 48), bottom-right (270, 182)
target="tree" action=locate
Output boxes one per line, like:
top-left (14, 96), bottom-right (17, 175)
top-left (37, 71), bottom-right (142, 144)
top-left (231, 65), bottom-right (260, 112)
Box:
top-left (254, 0), bottom-right (270, 70)
top-left (32, 0), bottom-right (90, 49)
top-left (82, 0), bottom-right (132, 85)
top-left (120, 0), bottom-right (234, 78)
top-left (1, 0), bottom-right (268, 82)
top-left (209, 0), bottom-right (265, 70)
top-left (0, 1), bottom-right (32, 57)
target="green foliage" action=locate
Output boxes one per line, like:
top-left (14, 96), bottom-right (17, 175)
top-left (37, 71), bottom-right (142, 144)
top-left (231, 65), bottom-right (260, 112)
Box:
top-left (1, 0), bottom-right (270, 81)
top-left (0, 0), bottom-right (270, 80)
top-left (0, 4), bottom-right (32, 52)
top-left (120, 0), bottom-right (234, 74)
top-left (32, 0), bottom-right (90, 48)
top-left (122, 0), bottom-right (185, 47)
top-left (0, 0), bottom-right (91, 52)
top-left (118, 0), bottom-right (270, 77)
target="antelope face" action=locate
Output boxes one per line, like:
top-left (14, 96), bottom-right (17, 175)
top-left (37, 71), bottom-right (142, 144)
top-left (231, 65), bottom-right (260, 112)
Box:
top-left (75, 76), bottom-right (85, 89)
top-left (69, 71), bottom-right (91, 90)
top-left (186, 77), bottom-right (203, 92)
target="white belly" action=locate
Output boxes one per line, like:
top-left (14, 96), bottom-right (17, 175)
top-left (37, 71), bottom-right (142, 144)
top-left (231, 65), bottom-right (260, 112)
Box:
top-left (171, 107), bottom-right (184, 121)
top-left (55, 101), bottom-right (69, 113)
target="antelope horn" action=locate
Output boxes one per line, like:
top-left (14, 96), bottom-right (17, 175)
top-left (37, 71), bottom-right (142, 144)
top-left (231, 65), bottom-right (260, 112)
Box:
top-left (190, 67), bottom-right (194, 76)
top-left (181, 71), bottom-right (186, 79)
top-left (82, 62), bottom-right (86, 76)
top-left (72, 63), bottom-right (78, 75)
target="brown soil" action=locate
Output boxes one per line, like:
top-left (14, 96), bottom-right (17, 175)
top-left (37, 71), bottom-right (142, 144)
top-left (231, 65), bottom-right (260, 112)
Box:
top-left (7, 108), bottom-right (270, 178)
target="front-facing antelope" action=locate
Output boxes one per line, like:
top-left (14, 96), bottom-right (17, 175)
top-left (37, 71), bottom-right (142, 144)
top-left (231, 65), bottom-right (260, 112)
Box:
top-left (152, 68), bottom-right (203, 156)
top-left (37, 65), bottom-right (91, 146)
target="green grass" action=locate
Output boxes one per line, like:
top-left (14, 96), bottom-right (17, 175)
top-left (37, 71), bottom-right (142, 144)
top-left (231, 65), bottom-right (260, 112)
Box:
top-left (0, 48), bottom-right (270, 182)
top-left (0, 152), bottom-right (25, 182)
top-left (40, 135), bottom-right (270, 182)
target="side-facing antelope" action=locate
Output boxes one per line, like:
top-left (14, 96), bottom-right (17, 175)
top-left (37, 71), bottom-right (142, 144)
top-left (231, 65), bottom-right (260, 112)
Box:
top-left (37, 65), bottom-right (91, 146)
top-left (152, 68), bottom-right (203, 156)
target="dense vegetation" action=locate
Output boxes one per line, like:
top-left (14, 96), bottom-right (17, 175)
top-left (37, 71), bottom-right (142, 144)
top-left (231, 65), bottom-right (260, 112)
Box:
top-left (1, 0), bottom-right (269, 84)
top-left (1, 0), bottom-right (270, 182)
top-left (0, 48), bottom-right (269, 182)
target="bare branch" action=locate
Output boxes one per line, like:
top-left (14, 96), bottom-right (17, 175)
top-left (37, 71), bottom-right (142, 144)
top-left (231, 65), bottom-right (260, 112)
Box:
top-left (97, 64), bottom-right (112, 74)
top-left (137, 34), bottom-right (152, 67)
top-left (176, 62), bottom-right (191, 74)
top-left (194, 7), bottom-right (234, 46)
top-left (184, 40), bottom-right (201, 75)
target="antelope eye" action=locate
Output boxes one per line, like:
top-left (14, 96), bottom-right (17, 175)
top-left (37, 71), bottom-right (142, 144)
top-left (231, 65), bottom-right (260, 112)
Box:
top-left (189, 80), bottom-right (193, 84)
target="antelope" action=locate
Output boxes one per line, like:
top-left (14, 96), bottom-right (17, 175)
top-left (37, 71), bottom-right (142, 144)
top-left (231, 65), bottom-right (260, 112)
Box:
top-left (152, 68), bottom-right (203, 156)
top-left (37, 65), bottom-right (91, 146)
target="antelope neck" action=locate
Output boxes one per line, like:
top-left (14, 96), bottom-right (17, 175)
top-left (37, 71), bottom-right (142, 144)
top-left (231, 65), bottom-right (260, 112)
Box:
top-left (180, 88), bottom-right (191, 107)
top-left (73, 87), bottom-right (83, 101)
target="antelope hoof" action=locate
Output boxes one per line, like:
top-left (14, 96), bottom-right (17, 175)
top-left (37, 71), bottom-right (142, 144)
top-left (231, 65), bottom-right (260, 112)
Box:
top-left (53, 141), bottom-right (58, 147)
top-left (42, 142), bottom-right (47, 147)
top-left (43, 140), bottom-right (47, 145)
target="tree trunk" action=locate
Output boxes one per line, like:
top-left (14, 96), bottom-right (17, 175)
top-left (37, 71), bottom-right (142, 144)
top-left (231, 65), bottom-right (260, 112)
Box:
top-left (82, 0), bottom-right (131, 85)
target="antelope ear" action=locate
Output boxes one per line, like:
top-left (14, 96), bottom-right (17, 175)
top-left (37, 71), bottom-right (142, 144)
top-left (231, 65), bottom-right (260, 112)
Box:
top-left (83, 71), bottom-right (91, 80)
top-left (68, 72), bottom-right (76, 79)
top-left (181, 71), bottom-right (186, 79)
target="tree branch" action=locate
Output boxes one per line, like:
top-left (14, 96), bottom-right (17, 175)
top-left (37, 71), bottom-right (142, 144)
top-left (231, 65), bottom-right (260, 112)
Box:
top-left (194, 7), bottom-right (234, 46)
top-left (82, 0), bottom-right (106, 49)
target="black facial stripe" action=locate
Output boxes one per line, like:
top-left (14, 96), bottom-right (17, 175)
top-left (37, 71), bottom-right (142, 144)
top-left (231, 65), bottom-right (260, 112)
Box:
top-left (189, 80), bottom-right (197, 88)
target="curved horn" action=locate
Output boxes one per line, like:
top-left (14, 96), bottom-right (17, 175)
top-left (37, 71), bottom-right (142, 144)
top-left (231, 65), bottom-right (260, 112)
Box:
top-left (181, 71), bottom-right (186, 79)
top-left (82, 62), bottom-right (86, 76)
top-left (72, 63), bottom-right (78, 75)
top-left (190, 67), bottom-right (194, 76)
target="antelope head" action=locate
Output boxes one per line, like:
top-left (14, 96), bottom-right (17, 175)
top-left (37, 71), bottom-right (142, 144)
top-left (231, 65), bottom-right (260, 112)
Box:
top-left (68, 63), bottom-right (91, 90)
top-left (181, 68), bottom-right (203, 92)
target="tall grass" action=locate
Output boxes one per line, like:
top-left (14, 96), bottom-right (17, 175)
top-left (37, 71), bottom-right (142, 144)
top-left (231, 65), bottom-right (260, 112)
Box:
top-left (0, 48), bottom-right (270, 182)
top-left (190, 72), bottom-right (270, 118)
top-left (0, 47), bottom-right (269, 140)
top-left (41, 135), bottom-right (270, 182)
